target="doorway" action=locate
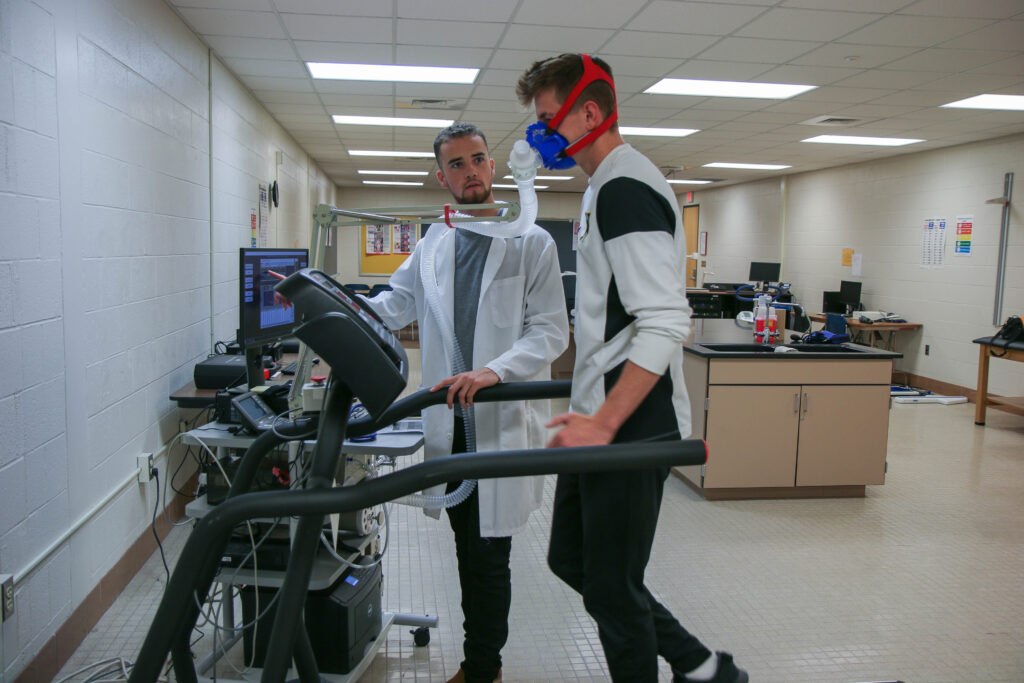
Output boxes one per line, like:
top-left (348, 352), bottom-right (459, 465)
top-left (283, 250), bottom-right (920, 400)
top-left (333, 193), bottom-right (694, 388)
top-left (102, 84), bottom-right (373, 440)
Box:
top-left (683, 204), bottom-right (699, 288)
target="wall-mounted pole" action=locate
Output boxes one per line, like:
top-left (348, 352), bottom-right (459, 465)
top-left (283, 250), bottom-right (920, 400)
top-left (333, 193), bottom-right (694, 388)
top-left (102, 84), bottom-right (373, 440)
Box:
top-left (993, 172), bottom-right (1014, 325)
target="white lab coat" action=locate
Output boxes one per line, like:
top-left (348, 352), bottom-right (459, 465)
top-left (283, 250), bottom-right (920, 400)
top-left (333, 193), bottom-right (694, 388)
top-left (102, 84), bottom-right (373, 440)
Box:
top-left (368, 222), bottom-right (569, 537)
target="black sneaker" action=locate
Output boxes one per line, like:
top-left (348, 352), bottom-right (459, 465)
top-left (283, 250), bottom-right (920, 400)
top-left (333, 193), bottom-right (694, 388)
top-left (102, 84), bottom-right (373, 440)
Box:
top-left (674, 651), bottom-right (749, 683)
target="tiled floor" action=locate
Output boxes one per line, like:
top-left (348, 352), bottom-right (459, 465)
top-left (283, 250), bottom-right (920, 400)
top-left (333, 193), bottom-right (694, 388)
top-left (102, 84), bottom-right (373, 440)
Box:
top-left (57, 376), bottom-right (1024, 681)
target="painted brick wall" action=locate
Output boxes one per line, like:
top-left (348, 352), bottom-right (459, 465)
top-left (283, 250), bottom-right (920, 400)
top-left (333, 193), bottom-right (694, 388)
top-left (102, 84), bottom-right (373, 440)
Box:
top-left (0, 0), bottom-right (335, 677)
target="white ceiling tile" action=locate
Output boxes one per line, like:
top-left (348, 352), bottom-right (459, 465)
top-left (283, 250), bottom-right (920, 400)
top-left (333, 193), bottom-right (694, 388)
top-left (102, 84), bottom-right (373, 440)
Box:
top-left (627, 1), bottom-right (768, 35)
top-left (281, 14), bottom-right (392, 42)
top-left (911, 71), bottom-right (1024, 93)
top-left (841, 15), bottom-right (990, 47)
top-left (882, 48), bottom-right (1015, 72)
top-left (273, 0), bottom-right (392, 16)
top-left (781, 0), bottom-right (915, 12)
top-left (590, 55), bottom-right (686, 77)
top-left (313, 80), bottom-right (395, 96)
top-left (478, 68), bottom-right (526, 87)
top-left (320, 94), bottom-right (395, 108)
top-left (252, 90), bottom-right (322, 105)
top-left (969, 54), bottom-right (1024, 76)
top-left (898, 0), bottom-right (1024, 19)
top-left (940, 20), bottom-right (1024, 50)
top-left (203, 36), bottom-right (294, 60)
top-left (831, 103), bottom-right (922, 118)
top-left (394, 83), bottom-right (474, 99)
top-left (603, 31), bottom-right (719, 58)
top-left (394, 46), bottom-right (493, 68)
top-left (293, 41), bottom-right (393, 64)
top-left (461, 98), bottom-right (516, 112)
top-left (397, 0), bottom-right (516, 23)
top-left (514, 0), bottom-right (648, 29)
top-left (753, 65), bottom-right (864, 86)
top-left (470, 85), bottom-right (515, 101)
top-left (833, 69), bottom-right (943, 89)
top-left (398, 19), bottom-right (506, 48)
top-left (736, 8), bottom-right (884, 41)
top-left (696, 37), bottom-right (823, 63)
top-left (177, 8), bottom-right (286, 38)
top-left (790, 43), bottom-right (920, 68)
top-left (796, 86), bottom-right (895, 104)
top-left (264, 103), bottom-right (328, 116)
top-left (500, 24), bottom-right (614, 52)
top-left (665, 60), bottom-right (770, 81)
top-left (487, 49), bottom-right (559, 72)
top-left (239, 75), bottom-right (314, 92)
top-left (221, 58), bottom-right (308, 79)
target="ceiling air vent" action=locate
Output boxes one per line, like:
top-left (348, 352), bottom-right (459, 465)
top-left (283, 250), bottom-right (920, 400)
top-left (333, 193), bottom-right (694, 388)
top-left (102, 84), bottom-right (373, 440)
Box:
top-left (801, 115), bottom-right (861, 127)
top-left (401, 98), bottom-right (463, 110)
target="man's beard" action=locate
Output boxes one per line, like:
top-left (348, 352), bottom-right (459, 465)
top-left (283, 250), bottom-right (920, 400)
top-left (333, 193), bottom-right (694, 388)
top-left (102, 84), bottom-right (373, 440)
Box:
top-left (454, 182), bottom-right (491, 205)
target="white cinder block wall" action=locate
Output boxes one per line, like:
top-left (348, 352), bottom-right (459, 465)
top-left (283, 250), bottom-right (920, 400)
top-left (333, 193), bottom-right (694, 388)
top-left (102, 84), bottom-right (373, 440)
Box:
top-left (695, 133), bottom-right (1024, 396)
top-left (0, 0), bottom-right (335, 677)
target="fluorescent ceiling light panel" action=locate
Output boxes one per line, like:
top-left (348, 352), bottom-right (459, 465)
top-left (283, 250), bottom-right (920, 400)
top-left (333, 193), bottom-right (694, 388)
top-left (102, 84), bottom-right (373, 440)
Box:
top-left (334, 115), bottom-right (453, 128)
top-left (667, 179), bottom-right (713, 184)
top-left (349, 150), bottom-right (435, 158)
top-left (362, 180), bottom-right (424, 186)
top-left (503, 175), bottom-right (574, 181)
top-left (645, 78), bottom-right (816, 99)
top-left (308, 62), bottom-right (478, 84)
top-left (620, 126), bottom-right (699, 137)
top-left (358, 170), bottom-right (430, 176)
top-left (940, 94), bottom-right (1024, 111)
top-left (704, 162), bottom-right (791, 170)
top-left (802, 135), bottom-right (923, 147)
top-left (493, 184), bottom-right (549, 190)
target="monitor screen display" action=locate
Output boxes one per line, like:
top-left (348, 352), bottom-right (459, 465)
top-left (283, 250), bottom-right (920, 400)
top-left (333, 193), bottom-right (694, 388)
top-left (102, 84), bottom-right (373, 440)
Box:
top-left (238, 248), bottom-right (309, 348)
top-left (748, 261), bottom-right (781, 283)
top-left (839, 280), bottom-right (862, 306)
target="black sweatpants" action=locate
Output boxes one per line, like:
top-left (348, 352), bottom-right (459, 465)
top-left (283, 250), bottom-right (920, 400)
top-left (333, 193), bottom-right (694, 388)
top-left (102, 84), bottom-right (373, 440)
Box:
top-left (547, 466), bottom-right (711, 682)
top-left (445, 417), bottom-right (511, 683)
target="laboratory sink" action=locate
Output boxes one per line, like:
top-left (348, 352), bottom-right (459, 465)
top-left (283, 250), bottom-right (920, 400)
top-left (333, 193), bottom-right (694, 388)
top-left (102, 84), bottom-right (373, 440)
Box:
top-left (785, 343), bottom-right (862, 353)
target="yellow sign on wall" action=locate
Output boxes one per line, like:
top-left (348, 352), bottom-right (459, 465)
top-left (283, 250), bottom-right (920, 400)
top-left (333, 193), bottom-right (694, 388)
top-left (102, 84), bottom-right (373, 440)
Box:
top-left (359, 222), bottom-right (420, 276)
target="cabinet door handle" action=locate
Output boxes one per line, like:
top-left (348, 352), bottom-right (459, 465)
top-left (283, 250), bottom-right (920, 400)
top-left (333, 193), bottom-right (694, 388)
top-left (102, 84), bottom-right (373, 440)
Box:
top-left (794, 393), bottom-right (800, 413)
top-left (802, 392), bottom-right (809, 417)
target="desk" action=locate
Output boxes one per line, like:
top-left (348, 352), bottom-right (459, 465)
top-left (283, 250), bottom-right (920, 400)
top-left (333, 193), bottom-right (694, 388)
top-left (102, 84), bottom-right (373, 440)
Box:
top-left (171, 352), bottom-right (310, 408)
top-left (973, 336), bottom-right (1024, 425)
top-left (808, 314), bottom-right (922, 350)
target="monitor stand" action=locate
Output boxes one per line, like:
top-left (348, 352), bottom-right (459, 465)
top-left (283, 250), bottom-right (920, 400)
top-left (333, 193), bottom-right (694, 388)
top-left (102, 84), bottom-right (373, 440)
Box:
top-left (245, 346), bottom-right (266, 389)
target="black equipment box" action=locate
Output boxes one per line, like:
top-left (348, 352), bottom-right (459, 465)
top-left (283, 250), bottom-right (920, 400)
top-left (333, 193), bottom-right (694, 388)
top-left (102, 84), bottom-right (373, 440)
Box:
top-left (220, 537), bottom-right (295, 572)
top-left (242, 563), bottom-right (383, 674)
top-left (194, 354), bottom-right (248, 389)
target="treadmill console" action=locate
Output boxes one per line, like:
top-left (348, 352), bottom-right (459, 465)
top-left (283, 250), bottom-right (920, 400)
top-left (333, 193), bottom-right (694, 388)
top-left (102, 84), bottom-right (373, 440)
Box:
top-left (275, 269), bottom-right (408, 417)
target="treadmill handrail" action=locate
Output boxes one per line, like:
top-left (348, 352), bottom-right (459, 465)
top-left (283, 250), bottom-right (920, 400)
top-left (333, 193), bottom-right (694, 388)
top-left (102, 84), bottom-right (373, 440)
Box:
top-left (346, 379), bottom-right (572, 436)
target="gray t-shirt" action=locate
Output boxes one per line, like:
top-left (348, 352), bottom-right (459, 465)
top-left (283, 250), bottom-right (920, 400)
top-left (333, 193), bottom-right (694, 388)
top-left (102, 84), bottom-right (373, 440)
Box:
top-left (453, 228), bottom-right (492, 371)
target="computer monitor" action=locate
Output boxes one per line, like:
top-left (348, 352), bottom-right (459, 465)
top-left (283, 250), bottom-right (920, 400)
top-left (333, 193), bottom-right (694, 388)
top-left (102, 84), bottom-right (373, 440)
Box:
top-left (748, 261), bottom-right (781, 285)
top-left (238, 248), bottom-right (309, 348)
top-left (839, 280), bottom-right (862, 314)
top-left (822, 291), bottom-right (845, 314)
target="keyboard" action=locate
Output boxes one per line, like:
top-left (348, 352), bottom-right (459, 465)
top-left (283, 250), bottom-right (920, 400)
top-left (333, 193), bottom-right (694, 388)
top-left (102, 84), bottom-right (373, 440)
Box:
top-left (281, 361), bottom-right (298, 375)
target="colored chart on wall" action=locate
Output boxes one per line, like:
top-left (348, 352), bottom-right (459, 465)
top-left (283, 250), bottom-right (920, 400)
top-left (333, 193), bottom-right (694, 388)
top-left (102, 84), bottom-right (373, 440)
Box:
top-left (954, 215), bottom-right (973, 256)
top-left (359, 222), bottom-right (418, 276)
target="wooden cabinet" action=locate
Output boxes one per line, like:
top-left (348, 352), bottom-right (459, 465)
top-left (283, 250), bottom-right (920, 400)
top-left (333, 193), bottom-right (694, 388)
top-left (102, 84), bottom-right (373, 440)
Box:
top-left (679, 354), bottom-right (893, 499)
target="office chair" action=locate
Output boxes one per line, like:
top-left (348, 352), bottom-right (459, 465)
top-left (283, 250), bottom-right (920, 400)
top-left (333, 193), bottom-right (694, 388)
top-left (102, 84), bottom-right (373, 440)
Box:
top-left (368, 284), bottom-right (392, 297)
top-left (825, 313), bottom-right (848, 336)
top-left (344, 283), bottom-right (370, 294)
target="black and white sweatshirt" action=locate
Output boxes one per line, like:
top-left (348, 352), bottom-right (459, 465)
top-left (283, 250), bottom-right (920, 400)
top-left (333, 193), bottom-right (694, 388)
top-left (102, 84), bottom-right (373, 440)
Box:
top-left (571, 143), bottom-right (693, 442)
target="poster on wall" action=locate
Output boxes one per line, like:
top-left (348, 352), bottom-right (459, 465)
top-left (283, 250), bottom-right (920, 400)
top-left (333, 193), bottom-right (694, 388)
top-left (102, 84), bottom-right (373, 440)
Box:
top-left (250, 207), bottom-right (257, 247)
top-left (920, 217), bottom-right (947, 268)
top-left (392, 223), bottom-right (418, 255)
top-left (258, 183), bottom-right (269, 247)
top-left (366, 224), bottom-right (391, 255)
top-left (954, 215), bottom-right (973, 256)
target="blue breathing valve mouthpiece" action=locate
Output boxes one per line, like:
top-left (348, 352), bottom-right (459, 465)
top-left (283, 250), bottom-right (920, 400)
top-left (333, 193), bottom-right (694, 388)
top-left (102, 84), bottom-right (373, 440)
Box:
top-left (525, 121), bottom-right (577, 170)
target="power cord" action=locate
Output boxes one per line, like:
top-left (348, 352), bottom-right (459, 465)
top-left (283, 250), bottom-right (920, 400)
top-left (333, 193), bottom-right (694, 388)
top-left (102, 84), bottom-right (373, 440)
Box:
top-left (151, 469), bottom-right (170, 583)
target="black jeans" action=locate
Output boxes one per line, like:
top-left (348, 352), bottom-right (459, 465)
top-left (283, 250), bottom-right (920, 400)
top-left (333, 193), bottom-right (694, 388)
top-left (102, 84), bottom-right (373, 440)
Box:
top-left (445, 417), bottom-right (511, 683)
top-left (547, 466), bottom-right (711, 682)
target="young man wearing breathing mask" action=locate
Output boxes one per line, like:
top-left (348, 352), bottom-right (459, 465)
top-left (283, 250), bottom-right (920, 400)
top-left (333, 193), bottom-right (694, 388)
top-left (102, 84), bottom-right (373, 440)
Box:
top-left (516, 54), bottom-right (748, 683)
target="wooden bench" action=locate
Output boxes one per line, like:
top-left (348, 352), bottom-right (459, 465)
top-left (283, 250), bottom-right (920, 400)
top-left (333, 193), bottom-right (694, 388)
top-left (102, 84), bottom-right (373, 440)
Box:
top-left (973, 335), bottom-right (1024, 424)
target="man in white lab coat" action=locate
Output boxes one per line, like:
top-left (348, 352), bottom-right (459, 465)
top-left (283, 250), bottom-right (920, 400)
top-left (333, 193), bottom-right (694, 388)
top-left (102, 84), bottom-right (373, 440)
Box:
top-left (368, 122), bottom-right (569, 683)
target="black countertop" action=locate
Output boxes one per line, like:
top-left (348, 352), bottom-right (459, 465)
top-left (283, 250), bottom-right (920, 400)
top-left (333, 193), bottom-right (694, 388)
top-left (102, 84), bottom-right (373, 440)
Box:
top-left (684, 318), bottom-right (902, 360)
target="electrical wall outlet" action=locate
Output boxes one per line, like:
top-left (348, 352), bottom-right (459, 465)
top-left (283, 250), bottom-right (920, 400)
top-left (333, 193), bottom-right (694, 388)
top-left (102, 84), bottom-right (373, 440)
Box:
top-left (137, 453), bottom-right (155, 483)
top-left (925, 344), bottom-right (930, 355)
top-left (1, 573), bottom-right (13, 622)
